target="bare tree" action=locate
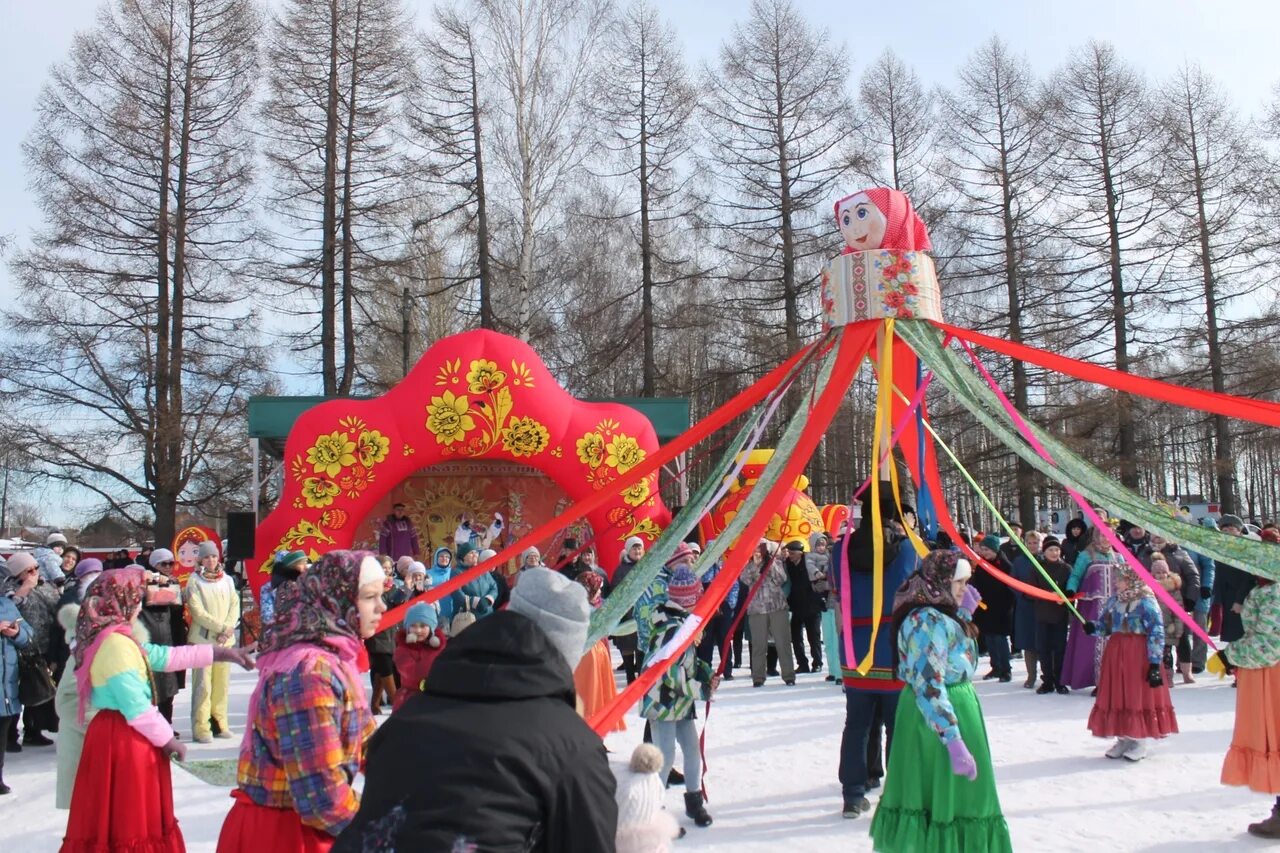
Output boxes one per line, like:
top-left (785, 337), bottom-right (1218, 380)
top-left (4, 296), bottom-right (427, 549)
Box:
top-left (4, 0), bottom-right (264, 544)
top-left (261, 0), bottom-right (416, 393)
top-left (413, 5), bottom-right (497, 329)
top-left (936, 37), bottom-right (1061, 527)
top-left (584, 0), bottom-right (697, 395)
top-left (477, 0), bottom-right (613, 340)
top-left (1045, 41), bottom-right (1164, 489)
top-left (857, 49), bottom-right (939, 212)
top-left (701, 0), bottom-right (857, 358)
top-left (1152, 64), bottom-right (1270, 512)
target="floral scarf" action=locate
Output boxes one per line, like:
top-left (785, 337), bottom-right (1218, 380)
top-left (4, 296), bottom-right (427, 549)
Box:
top-left (892, 549), bottom-right (962, 616)
top-left (1115, 563), bottom-right (1155, 605)
top-left (74, 568), bottom-right (146, 723)
top-left (260, 549), bottom-right (370, 656)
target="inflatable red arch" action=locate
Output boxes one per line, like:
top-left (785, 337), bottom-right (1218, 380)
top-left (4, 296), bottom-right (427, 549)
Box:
top-left (246, 330), bottom-right (670, 594)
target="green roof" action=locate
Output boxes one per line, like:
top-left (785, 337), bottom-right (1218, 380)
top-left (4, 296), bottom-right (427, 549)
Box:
top-left (248, 394), bottom-right (691, 452)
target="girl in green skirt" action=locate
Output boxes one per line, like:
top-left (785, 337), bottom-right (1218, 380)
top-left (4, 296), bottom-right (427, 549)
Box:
top-left (870, 550), bottom-right (1012, 852)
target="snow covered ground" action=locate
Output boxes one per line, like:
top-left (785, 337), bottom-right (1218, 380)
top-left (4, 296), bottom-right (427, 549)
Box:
top-left (5, 656), bottom-right (1271, 851)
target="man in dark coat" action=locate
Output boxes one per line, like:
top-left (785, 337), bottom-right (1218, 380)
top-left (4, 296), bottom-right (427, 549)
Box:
top-left (783, 540), bottom-right (824, 673)
top-left (334, 568), bottom-right (616, 853)
top-left (1213, 514), bottom-right (1257, 644)
top-left (973, 535), bottom-right (1016, 681)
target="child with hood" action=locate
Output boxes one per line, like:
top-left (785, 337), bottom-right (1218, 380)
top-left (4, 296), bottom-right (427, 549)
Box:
top-left (614, 743), bottom-right (682, 852)
top-left (457, 543), bottom-right (499, 619)
top-left (641, 550), bottom-right (717, 830)
top-left (426, 547), bottom-right (464, 628)
top-left (392, 602), bottom-right (446, 711)
top-left (1084, 563), bottom-right (1177, 761)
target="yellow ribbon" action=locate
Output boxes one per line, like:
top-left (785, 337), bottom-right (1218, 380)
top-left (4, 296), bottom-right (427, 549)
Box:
top-left (858, 320), bottom-right (894, 675)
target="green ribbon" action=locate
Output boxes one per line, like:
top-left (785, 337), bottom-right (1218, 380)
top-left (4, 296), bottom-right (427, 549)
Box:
top-left (899, 320), bottom-right (1280, 581)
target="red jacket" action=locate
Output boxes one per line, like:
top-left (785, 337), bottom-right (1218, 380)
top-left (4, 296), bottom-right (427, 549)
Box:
top-left (392, 627), bottom-right (447, 711)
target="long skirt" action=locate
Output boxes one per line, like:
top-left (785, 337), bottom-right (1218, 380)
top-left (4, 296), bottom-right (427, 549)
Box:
top-left (1087, 633), bottom-right (1178, 739)
top-left (1061, 598), bottom-right (1104, 690)
top-left (217, 789), bottom-right (333, 853)
top-left (61, 710), bottom-right (184, 853)
top-left (1221, 662), bottom-right (1280, 794)
top-left (870, 682), bottom-right (1012, 853)
top-left (821, 610), bottom-right (842, 680)
top-left (574, 639), bottom-right (625, 732)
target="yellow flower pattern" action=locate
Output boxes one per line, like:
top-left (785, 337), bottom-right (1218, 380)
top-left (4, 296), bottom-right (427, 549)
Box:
top-left (576, 432), bottom-right (605, 468)
top-left (356, 430), bottom-right (390, 467)
top-left (605, 435), bottom-right (646, 474)
top-left (466, 359), bottom-right (507, 394)
top-left (621, 477), bottom-right (651, 507)
top-left (301, 477), bottom-right (340, 508)
top-left (501, 416), bottom-right (550, 458)
top-left (426, 391), bottom-right (476, 446)
top-left (306, 432), bottom-right (357, 477)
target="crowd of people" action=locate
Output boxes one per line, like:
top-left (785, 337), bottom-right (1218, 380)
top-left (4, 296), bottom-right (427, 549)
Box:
top-left (0, 498), bottom-right (1276, 851)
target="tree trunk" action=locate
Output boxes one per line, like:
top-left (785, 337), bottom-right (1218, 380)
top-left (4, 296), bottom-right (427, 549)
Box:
top-left (1185, 101), bottom-right (1236, 512)
top-left (337, 0), bottom-right (363, 395)
top-left (320, 0), bottom-right (341, 394)
top-left (468, 35), bottom-right (493, 331)
top-left (639, 41), bottom-right (656, 396)
top-left (1098, 117), bottom-right (1138, 488)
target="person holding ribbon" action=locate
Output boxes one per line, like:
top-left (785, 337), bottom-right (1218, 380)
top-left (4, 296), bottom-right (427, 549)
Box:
top-left (869, 549), bottom-right (1012, 853)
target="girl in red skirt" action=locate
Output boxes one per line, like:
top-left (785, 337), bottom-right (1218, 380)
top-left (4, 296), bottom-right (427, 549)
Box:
top-left (1085, 563), bottom-right (1178, 762)
top-left (1213, 571), bottom-right (1280, 837)
top-left (217, 551), bottom-right (387, 853)
top-left (62, 568), bottom-right (255, 853)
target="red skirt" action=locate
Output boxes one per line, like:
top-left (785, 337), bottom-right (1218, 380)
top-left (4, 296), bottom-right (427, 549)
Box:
top-left (61, 710), bottom-right (185, 853)
top-left (1087, 633), bottom-right (1179, 739)
top-left (217, 789), bottom-right (334, 853)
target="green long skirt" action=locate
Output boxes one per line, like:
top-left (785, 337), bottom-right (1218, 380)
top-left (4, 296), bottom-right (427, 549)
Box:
top-left (869, 682), bottom-right (1012, 853)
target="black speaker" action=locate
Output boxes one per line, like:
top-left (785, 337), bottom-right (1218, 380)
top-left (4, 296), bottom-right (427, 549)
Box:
top-left (225, 511), bottom-right (257, 562)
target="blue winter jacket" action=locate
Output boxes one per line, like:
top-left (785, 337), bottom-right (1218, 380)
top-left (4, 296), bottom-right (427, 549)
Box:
top-left (1, 596), bottom-right (33, 716)
top-left (460, 570), bottom-right (499, 618)
top-left (427, 548), bottom-right (465, 624)
top-left (1190, 550), bottom-right (1216, 616)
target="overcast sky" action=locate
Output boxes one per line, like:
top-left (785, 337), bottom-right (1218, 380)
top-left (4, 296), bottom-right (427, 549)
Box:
top-left (2, 0), bottom-right (1278, 525)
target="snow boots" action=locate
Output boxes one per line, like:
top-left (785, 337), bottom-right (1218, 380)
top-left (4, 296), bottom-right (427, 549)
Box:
top-left (842, 796), bottom-right (871, 818)
top-left (1249, 803), bottom-right (1280, 839)
top-left (1023, 651), bottom-right (1038, 688)
top-left (684, 790), bottom-right (713, 827)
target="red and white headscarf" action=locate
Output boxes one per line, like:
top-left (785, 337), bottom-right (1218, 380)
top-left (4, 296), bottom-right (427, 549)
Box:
top-left (834, 187), bottom-right (932, 252)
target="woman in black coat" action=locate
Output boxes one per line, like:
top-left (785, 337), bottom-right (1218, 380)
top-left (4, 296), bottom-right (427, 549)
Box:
top-left (973, 536), bottom-right (1017, 682)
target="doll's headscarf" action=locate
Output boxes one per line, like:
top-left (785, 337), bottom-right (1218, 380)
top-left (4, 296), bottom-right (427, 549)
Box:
top-left (834, 187), bottom-right (932, 252)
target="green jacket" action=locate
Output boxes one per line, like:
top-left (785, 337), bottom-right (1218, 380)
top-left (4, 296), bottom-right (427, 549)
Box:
top-left (640, 603), bottom-right (712, 722)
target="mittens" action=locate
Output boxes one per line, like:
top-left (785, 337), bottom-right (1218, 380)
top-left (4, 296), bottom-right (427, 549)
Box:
top-left (1199, 586), bottom-right (1211, 601)
top-left (959, 585), bottom-right (983, 618)
top-left (945, 738), bottom-right (978, 781)
top-left (1146, 663), bottom-right (1164, 688)
top-left (1082, 621), bottom-right (1097, 635)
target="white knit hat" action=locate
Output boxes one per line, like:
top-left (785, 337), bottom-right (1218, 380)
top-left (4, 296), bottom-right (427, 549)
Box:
top-left (614, 744), bottom-right (665, 830)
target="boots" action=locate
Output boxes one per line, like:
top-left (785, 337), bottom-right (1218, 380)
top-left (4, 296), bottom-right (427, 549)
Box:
top-left (1248, 803), bottom-right (1280, 839)
top-left (370, 675), bottom-right (386, 715)
top-left (380, 675), bottom-right (399, 712)
top-left (684, 790), bottom-right (713, 828)
top-left (1179, 662), bottom-right (1196, 684)
top-left (1023, 651), bottom-right (1038, 689)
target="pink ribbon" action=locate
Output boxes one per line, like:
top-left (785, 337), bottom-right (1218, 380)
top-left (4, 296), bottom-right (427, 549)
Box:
top-left (956, 338), bottom-right (1217, 652)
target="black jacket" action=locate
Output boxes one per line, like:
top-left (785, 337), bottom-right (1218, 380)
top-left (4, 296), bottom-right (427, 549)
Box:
top-left (334, 611), bottom-right (617, 853)
top-left (783, 553), bottom-right (823, 616)
top-left (971, 556), bottom-right (1016, 636)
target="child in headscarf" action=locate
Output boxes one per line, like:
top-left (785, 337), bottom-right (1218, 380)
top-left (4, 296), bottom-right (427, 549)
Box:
top-left (1084, 563), bottom-right (1177, 761)
top-left (217, 551), bottom-right (388, 851)
top-left (62, 568), bottom-right (254, 851)
top-left (870, 550), bottom-right (1012, 853)
top-left (572, 571), bottom-right (624, 731)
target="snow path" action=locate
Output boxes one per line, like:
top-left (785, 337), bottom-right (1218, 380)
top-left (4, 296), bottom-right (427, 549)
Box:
top-left (4, 659), bottom-right (1270, 850)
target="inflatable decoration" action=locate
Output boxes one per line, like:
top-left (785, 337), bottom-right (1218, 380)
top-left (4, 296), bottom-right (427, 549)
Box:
top-left (699, 449), bottom-right (824, 548)
top-left (820, 504), bottom-right (851, 538)
top-left (172, 525), bottom-right (221, 585)
top-left (247, 330), bottom-right (670, 594)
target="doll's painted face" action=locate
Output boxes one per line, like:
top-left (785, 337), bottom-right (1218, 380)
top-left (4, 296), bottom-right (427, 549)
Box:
top-left (838, 193), bottom-right (886, 252)
top-left (177, 540), bottom-right (200, 571)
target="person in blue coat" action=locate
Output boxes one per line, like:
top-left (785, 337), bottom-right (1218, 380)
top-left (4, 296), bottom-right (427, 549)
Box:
top-left (427, 548), bottom-right (465, 629)
top-left (837, 483), bottom-right (920, 818)
top-left (456, 544), bottom-right (499, 619)
top-left (1010, 530), bottom-right (1044, 687)
top-left (1187, 517), bottom-right (1217, 673)
top-left (1, 556), bottom-right (37, 794)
